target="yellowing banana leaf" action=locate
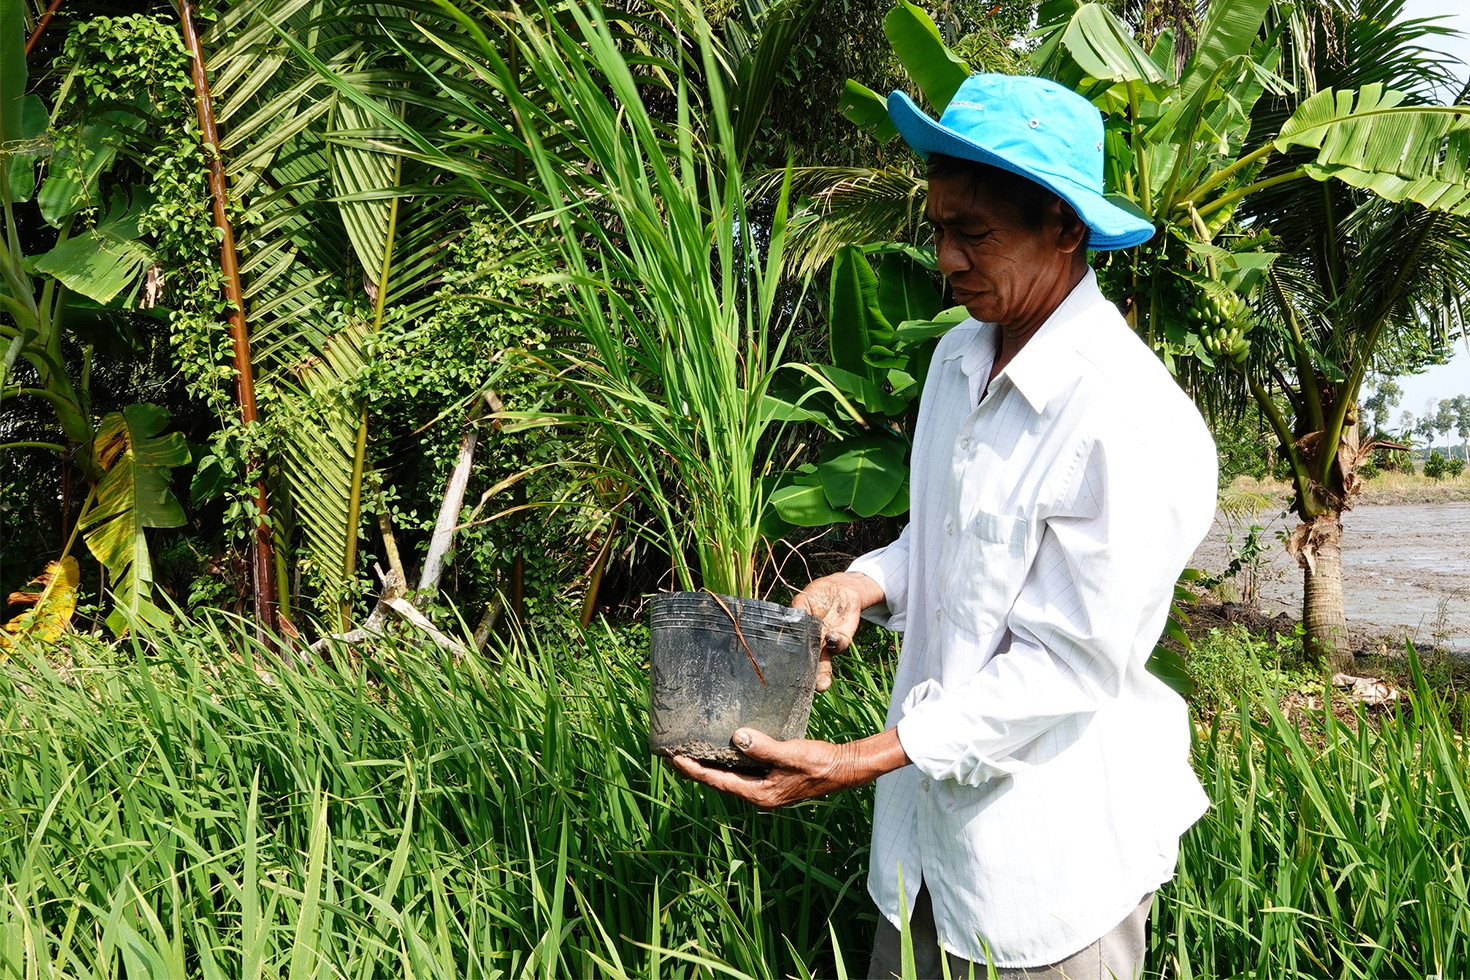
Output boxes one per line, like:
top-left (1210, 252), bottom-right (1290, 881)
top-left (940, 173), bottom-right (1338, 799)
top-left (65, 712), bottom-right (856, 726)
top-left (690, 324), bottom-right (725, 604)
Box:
top-left (0, 557), bottom-right (80, 650)
top-left (77, 404), bottom-right (189, 632)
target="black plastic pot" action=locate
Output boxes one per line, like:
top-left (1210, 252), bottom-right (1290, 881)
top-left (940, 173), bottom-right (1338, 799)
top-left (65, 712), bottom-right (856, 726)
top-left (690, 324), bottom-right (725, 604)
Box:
top-left (648, 592), bottom-right (822, 769)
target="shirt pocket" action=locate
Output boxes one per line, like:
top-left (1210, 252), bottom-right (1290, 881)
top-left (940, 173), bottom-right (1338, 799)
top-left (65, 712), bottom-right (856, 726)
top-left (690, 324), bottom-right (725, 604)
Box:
top-left (937, 510), bottom-right (1031, 638)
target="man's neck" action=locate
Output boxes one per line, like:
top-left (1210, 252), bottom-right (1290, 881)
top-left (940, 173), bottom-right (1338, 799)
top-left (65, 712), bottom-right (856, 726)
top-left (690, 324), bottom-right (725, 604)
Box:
top-left (988, 263), bottom-right (1088, 386)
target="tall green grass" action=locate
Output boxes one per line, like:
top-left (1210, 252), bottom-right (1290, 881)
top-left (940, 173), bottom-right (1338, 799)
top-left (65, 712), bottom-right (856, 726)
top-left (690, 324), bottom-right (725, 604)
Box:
top-left (0, 616), bottom-right (886, 978)
top-left (0, 617), bottom-right (1466, 977)
top-left (1156, 647), bottom-right (1470, 978)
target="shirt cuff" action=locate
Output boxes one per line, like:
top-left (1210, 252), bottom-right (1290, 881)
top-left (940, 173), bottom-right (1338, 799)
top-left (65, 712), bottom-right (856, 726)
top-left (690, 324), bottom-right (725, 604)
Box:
top-left (894, 682), bottom-right (1028, 787)
top-left (847, 540), bottom-right (909, 632)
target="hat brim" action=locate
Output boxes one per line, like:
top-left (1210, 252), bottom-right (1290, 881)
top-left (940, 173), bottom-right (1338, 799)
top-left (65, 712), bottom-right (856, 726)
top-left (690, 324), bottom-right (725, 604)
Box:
top-left (888, 90), bottom-right (1155, 251)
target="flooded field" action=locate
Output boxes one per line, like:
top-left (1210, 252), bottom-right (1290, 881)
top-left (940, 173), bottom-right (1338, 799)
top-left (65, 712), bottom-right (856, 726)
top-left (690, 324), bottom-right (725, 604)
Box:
top-left (1190, 500), bottom-right (1470, 653)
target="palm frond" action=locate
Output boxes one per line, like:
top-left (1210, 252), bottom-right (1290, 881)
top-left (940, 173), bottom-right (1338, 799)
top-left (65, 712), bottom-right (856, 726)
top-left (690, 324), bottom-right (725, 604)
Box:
top-left (780, 166), bottom-right (928, 276)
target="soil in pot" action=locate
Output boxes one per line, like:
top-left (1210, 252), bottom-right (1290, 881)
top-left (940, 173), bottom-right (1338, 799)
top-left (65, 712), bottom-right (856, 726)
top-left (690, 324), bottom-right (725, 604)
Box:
top-left (648, 591), bottom-right (822, 771)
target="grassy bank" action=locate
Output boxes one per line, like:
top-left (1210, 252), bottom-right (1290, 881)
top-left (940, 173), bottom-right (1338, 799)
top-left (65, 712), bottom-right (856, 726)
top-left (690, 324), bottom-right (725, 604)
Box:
top-left (0, 618), bottom-right (1465, 977)
top-left (1226, 471), bottom-right (1470, 507)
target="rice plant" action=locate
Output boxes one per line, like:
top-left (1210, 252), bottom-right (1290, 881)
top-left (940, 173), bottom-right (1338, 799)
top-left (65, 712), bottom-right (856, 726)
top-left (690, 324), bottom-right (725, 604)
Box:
top-left (0, 615), bottom-right (886, 978)
top-left (1155, 645), bottom-right (1470, 978)
top-left (1, 617), bottom-right (1467, 977)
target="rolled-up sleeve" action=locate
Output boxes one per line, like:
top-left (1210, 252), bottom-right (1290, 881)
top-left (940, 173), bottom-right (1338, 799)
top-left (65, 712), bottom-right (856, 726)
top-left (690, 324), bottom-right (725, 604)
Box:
top-left (846, 522), bottom-right (912, 632)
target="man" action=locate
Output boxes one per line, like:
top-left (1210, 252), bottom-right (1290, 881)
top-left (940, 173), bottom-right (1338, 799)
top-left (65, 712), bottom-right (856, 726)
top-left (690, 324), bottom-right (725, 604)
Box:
top-left (672, 73), bottom-right (1217, 979)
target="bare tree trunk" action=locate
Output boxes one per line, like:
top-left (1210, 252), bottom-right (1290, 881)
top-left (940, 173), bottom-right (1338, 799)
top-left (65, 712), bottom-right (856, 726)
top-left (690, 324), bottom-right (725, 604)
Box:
top-left (1290, 513), bottom-right (1353, 672)
top-left (418, 424), bottom-right (478, 595)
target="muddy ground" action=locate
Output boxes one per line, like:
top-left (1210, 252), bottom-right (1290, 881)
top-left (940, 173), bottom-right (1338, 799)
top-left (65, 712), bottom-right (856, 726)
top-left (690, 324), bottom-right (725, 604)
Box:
top-left (1189, 500), bottom-right (1470, 655)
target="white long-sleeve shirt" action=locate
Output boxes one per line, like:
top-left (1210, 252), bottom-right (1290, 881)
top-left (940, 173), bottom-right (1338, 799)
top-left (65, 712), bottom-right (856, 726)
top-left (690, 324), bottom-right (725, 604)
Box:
top-left (848, 269), bottom-right (1216, 967)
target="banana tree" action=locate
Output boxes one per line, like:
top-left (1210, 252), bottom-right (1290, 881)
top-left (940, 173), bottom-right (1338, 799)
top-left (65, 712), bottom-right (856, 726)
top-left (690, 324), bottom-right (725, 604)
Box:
top-left (2, 1), bottom-right (191, 629)
top-left (1034, 0), bottom-right (1470, 665)
top-left (808, 0), bottom-right (1470, 665)
top-left (765, 243), bottom-right (958, 533)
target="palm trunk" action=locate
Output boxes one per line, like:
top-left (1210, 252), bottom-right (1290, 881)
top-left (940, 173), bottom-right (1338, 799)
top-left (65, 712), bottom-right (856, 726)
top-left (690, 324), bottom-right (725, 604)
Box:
top-left (178, 1), bottom-right (278, 636)
top-left (24, 0), bottom-right (66, 58)
top-left (1293, 513), bottom-right (1352, 671)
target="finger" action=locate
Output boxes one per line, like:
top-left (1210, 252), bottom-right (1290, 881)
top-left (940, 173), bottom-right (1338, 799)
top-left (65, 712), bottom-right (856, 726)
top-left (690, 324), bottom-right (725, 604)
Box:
top-left (730, 728), bottom-right (785, 764)
top-left (815, 648), bottom-right (833, 692)
top-left (669, 753), bottom-right (764, 794)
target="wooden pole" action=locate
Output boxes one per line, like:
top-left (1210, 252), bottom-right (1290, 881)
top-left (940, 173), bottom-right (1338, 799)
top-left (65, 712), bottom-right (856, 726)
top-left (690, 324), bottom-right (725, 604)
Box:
top-left (177, 1), bottom-right (279, 639)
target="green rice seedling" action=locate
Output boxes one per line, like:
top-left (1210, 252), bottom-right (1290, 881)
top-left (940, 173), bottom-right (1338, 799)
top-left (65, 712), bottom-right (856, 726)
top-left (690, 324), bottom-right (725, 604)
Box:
top-left (4, 613), bottom-right (1466, 977)
top-left (0, 613), bottom-right (884, 977)
top-left (1154, 642), bottom-right (1470, 978)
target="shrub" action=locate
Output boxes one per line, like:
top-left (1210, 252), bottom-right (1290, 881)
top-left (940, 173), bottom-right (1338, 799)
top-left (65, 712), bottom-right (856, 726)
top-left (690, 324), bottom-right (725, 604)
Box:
top-left (1424, 449), bottom-right (1449, 479)
top-left (1450, 456), bottom-right (1466, 478)
top-left (1184, 623), bottom-right (1308, 716)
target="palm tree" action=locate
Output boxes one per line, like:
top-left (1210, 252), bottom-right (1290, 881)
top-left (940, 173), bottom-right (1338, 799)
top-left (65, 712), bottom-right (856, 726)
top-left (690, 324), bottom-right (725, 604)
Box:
top-left (1241, 0), bottom-right (1470, 667)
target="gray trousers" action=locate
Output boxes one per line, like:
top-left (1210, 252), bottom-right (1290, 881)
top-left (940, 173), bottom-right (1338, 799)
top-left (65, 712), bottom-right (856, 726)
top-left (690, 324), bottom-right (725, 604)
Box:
top-left (867, 884), bottom-right (1152, 980)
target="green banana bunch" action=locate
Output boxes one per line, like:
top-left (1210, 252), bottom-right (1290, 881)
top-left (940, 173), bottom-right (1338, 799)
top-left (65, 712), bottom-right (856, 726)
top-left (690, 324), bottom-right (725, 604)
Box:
top-left (1185, 288), bottom-right (1252, 363)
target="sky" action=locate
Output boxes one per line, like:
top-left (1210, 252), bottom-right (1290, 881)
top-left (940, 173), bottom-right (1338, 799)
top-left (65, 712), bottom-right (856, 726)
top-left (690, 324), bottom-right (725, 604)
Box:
top-left (1382, 0), bottom-right (1470, 420)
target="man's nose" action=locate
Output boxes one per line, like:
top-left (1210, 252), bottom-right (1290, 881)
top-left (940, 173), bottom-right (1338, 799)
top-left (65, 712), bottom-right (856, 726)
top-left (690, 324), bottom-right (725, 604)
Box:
top-left (935, 238), bottom-right (969, 276)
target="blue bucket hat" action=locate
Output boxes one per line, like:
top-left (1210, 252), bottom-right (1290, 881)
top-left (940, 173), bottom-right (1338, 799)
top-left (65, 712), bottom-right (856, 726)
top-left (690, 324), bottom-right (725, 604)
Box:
top-left (888, 74), bottom-right (1155, 251)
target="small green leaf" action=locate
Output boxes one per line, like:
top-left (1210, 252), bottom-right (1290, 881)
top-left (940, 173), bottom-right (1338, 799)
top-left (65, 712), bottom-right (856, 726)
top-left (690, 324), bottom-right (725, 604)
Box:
top-left (838, 80), bottom-right (899, 142)
top-left (5, 95), bottom-right (48, 203)
top-left (770, 482), bottom-right (852, 527)
top-left (816, 364), bottom-right (909, 416)
top-left (829, 245), bottom-right (894, 384)
top-left (876, 251), bottom-right (942, 328)
top-left (1146, 644), bottom-right (1195, 696)
top-left (818, 434), bottom-right (908, 517)
top-left (892, 305), bottom-right (969, 344)
top-left (876, 477), bottom-right (910, 517)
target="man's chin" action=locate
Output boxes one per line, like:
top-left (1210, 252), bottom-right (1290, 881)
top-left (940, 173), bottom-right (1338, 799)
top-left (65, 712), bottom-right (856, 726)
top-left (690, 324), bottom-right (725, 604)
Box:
top-left (956, 296), bottom-right (992, 321)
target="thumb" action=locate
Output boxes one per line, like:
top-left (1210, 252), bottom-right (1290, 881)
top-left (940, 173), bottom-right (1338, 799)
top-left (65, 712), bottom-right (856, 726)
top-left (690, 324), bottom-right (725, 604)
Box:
top-left (730, 728), bottom-right (778, 761)
top-left (815, 648), bottom-right (833, 693)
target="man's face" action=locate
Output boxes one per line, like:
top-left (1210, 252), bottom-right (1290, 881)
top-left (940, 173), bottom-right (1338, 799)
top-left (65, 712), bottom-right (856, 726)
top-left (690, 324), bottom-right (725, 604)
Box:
top-left (924, 174), bottom-right (1082, 331)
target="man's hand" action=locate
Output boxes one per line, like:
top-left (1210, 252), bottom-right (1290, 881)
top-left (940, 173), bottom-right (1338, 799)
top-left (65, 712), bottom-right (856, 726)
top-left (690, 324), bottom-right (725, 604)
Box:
top-left (792, 572), bottom-right (885, 692)
top-left (670, 727), bottom-right (909, 808)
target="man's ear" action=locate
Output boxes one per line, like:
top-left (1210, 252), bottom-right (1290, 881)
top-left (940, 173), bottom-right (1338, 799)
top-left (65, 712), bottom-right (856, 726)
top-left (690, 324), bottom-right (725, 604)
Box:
top-left (1053, 199), bottom-right (1088, 254)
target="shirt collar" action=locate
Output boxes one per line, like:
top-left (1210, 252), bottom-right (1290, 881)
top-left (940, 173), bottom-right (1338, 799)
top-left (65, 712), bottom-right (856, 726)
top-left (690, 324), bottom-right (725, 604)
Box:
top-left (942, 268), bottom-right (1108, 414)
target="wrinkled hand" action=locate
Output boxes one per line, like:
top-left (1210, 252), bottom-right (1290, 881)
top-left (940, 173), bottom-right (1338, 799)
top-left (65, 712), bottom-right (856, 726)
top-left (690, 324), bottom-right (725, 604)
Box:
top-left (670, 727), bottom-right (908, 808)
top-left (791, 572), bottom-right (884, 692)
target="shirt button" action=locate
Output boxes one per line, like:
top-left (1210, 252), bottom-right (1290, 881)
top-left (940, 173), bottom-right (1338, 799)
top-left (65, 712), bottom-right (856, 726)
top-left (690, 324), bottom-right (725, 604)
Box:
top-left (934, 609), bottom-right (942, 622)
top-left (944, 520), bottom-right (954, 535)
top-left (920, 780), bottom-right (931, 792)
top-left (960, 438), bottom-right (971, 450)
